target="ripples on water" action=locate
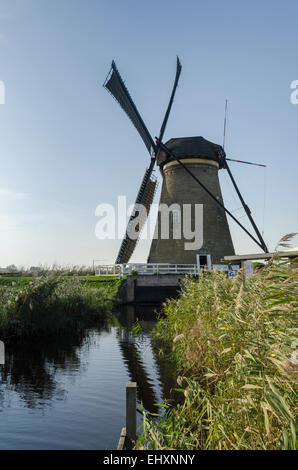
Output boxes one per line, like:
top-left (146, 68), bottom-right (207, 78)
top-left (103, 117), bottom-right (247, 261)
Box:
top-left (0, 305), bottom-right (176, 449)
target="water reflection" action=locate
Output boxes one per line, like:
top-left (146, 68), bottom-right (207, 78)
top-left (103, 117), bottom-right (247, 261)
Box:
top-left (1, 331), bottom-right (96, 410)
top-left (0, 306), bottom-right (177, 449)
top-left (117, 304), bottom-right (179, 413)
top-left (117, 308), bottom-right (159, 413)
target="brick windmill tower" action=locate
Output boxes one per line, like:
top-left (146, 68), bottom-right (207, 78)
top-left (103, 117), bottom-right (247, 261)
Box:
top-left (103, 59), bottom-right (268, 267)
top-left (148, 136), bottom-right (234, 265)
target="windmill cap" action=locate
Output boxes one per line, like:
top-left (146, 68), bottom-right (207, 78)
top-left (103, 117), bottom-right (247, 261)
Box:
top-left (157, 136), bottom-right (224, 169)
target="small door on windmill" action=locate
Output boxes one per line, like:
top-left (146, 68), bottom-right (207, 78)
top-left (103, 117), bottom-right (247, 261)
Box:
top-left (196, 254), bottom-right (212, 272)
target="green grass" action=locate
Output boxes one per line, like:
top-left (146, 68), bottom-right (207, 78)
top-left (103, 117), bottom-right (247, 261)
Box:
top-left (78, 275), bottom-right (121, 289)
top-left (136, 257), bottom-right (298, 450)
top-left (0, 275), bottom-right (120, 290)
top-left (0, 274), bottom-right (121, 340)
top-left (0, 277), bottom-right (31, 289)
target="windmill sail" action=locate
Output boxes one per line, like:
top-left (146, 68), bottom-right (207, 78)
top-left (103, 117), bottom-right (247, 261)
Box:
top-left (116, 169), bottom-right (157, 264)
top-left (103, 61), bottom-right (156, 155)
top-left (104, 58), bottom-right (182, 264)
top-left (158, 57), bottom-right (182, 143)
top-left (104, 57), bottom-right (268, 262)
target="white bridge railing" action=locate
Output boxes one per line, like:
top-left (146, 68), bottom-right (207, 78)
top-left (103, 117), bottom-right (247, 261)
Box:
top-left (95, 263), bottom-right (200, 277)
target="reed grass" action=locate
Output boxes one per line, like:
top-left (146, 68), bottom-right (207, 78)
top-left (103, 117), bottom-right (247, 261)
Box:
top-left (0, 273), bottom-right (119, 340)
top-left (136, 252), bottom-right (298, 450)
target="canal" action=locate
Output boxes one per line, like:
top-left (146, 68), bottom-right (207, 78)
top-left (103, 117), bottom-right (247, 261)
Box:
top-left (0, 305), bottom-right (176, 450)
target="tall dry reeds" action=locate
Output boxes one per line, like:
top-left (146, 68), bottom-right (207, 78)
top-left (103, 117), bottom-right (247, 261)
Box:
top-left (137, 251), bottom-right (297, 450)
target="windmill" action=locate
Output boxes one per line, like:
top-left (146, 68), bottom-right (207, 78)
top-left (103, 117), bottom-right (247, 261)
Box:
top-left (103, 58), bottom-right (268, 266)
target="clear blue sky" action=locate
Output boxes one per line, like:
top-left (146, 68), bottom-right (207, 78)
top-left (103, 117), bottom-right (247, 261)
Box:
top-left (0, 0), bottom-right (297, 267)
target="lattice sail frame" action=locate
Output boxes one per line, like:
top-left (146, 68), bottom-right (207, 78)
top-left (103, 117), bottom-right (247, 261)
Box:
top-left (116, 170), bottom-right (157, 264)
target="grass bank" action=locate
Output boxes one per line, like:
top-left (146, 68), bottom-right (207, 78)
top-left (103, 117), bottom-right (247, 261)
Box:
top-left (0, 274), bottom-right (121, 340)
top-left (136, 259), bottom-right (297, 450)
top-left (0, 275), bottom-right (120, 290)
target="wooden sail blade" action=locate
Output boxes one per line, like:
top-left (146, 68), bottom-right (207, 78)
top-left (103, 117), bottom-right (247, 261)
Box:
top-left (158, 57), bottom-right (182, 143)
top-left (104, 61), bottom-right (156, 155)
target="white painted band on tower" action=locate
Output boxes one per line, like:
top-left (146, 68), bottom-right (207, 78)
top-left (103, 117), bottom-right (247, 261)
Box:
top-left (163, 158), bottom-right (219, 170)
